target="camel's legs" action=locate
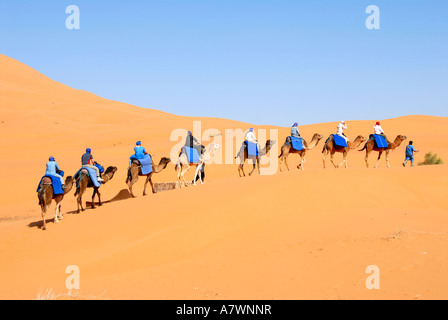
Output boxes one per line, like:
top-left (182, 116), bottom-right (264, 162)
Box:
top-left (76, 197), bottom-right (81, 213)
top-left (58, 202), bottom-right (63, 220)
top-left (193, 163), bottom-right (204, 185)
top-left (91, 189), bottom-right (97, 209)
top-left (128, 175), bottom-right (137, 198)
top-left (339, 151), bottom-right (348, 168)
top-left (193, 165), bottom-right (200, 186)
top-left (148, 176), bottom-right (156, 194)
top-left (41, 204), bottom-right (48, 230)
top-left (375, 151), bottom-right (383, 168)
top-left (143, 175), bottom-right (149, 196)
top-left (177, 165), bottom-right (183, 188)
top-left (330, 152), bottom-right (338, 168)
top-left (284, 156), bottom-right (290, 171)
top-left (365, 151), bottom-right (370, 168)
top-left (279, 149), bottom-right (290, 172)
top-left (238, 162), bottom-right (246, 177)
top-left (249, 160), bottom-right (257, 176)
top-left (180, 167), bottom-right (190, 187)
top-left (386, 150), bottom-right (391, 168)
top-left (54, 202), bottom-right (61, 223)
top-left (97, 189), bottom-right (102, 206)
top-left (198, 166), bottom-right (204, 184)
top-left (182, 173), bottom-right (189, 187)
top-left (77, 192), bottom-right (84, 213)
top-left (298, 156), bottom-right (305, 170)
top-left (323, 150), bottom-right (328, 169)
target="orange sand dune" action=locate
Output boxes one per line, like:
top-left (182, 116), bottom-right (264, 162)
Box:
top-left (0, 54), bottom-right (447, 300)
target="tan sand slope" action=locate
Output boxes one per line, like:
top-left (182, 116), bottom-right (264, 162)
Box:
top-left (0, 54), bottom-right (447, 299)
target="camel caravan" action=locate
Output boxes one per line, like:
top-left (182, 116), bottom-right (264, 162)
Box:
top-left (36, 122), bottom-right (409, 230)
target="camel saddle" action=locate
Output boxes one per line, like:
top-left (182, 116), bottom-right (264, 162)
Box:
top-left (42, 177), bottom-right (52, 184)
top-left (131, 159), bottom-right (145, 176)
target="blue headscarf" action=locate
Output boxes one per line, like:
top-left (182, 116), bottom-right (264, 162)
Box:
top-left (86, 148), bottom-right (91, 153)
top-left (293, 122), bottom-right (298, 127)
top-left (136, 141), bottom-right (141, 146)
top-left (249, 128), bottom-right (254, 132)
top-left (188, 131), bottom-right (192, 135)
top-left (49, 156), bottom-right (55, 162)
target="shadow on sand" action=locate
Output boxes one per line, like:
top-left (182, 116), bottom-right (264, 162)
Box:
top-left (84, 188), bottom-right (132, 207)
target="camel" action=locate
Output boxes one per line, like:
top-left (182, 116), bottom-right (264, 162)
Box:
top-left (126, 156), bottom-right (171, 197)
top-left (278, 134), bottom-right (323, 171)
top-left (37, 176), bottom-right (74, 230)
top-left (322, 135), bottom-right (366, 169)
top-left (235, 140), bottom-right (276, 177)
top-left (360, 135), bottom-right (407, 168)
top-left (74, 165), bottom-right (117, 213)
top-left (176, 143), bottom-right (220, 187)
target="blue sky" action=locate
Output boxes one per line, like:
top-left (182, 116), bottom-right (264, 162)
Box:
top-left (0, 0), bottom-right (447, 126)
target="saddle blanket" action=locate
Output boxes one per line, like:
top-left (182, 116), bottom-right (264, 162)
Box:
top-left (36, 175), bottom-right (64, 195)
top-left (373, 134), bottom-right (388, 148)
top-left (74, 167), bottom-right (101, 188)
top-left (290, 136), bottom-right (303, 151)
top-left (333, 134), bottom-right (348, 148)
top-left (183, 146), bottom-right (200, 163)
top-left (138, 154), bottom-right (153, 175)
top-left (245, 141), bottom-right (258, 157)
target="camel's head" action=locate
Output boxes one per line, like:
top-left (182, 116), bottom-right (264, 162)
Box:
top-left (395, 135), bottom-right (407, 145)
top-left (103, 166), bottom-right (118, 181)
top-left (207, 143), bottom-right (220, 156)
top-left (265, 140), bottom-right (276, 153)
top-left (355, 135), bottom-right (367, 143)
top-left (65, 176), bottom-right (74, 185)
top-left (313, 133), bottom-right (324, 141)
top-left (159, 157), bottom-right (171, 168)
top-left (210, 143), bottom-right (220, 150)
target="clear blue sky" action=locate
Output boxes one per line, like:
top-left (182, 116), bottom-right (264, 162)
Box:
top-left (1, 0), bottom-right (447, 126)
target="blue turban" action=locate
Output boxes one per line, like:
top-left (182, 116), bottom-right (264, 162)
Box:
top-left (136, 141), bottom-right (141, 146)
top-left (188, 131), bottom-right (192, 135)
top-left (293, 123), bottom-right (298, 127)
top-left (49, 156), bottom-right (55, 162)
top-left (86, 148), bottom-right (91, 153)
top-left (249, 128), bottom-right (254, 132)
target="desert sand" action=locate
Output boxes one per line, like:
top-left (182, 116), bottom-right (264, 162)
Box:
top-left (0, 54), bottom-right (447, 300)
